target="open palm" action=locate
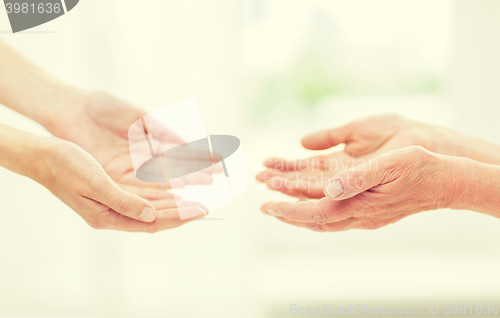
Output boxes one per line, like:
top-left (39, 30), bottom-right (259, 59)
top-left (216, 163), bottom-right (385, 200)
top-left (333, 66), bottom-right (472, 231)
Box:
top-left (257, 113), bottom-right (437, 199)
top-left (51, 91), bottom-right (219, 190)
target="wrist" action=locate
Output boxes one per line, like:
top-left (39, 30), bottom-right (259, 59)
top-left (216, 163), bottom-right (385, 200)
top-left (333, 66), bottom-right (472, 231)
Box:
top-left (422, 123), bottom-right (463, 157)
top-left (435, 155), bottom-right (469, 210)
top-left (0, 124), bottom-right (54, 183)
top-left (423, 124), bottom-right (500, 166)
top-left (417, 151), bottom-right (461, 210)
top-left (29, 136), bottom-right (64, 186)
top-left (440, 155), bottom-right (499, 213)
top-left (42, 87), bottom-right (88, 136)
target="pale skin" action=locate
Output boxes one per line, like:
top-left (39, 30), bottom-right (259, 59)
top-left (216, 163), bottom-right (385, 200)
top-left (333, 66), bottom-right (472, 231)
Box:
top-left (0, 39), bottom-right (216, 232)
top-left (258, 114), bottom-right (500, 232)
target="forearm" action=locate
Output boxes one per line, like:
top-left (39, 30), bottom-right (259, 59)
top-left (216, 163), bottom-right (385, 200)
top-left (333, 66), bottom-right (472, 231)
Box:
top-left (0, 123), bottom-right (50, 182)
top-left (446, 155), bottom-right (500, 216)
top-left (432, 124), bottom-right (500, 166)
top-left (0, 39), bottom-right (80, 131)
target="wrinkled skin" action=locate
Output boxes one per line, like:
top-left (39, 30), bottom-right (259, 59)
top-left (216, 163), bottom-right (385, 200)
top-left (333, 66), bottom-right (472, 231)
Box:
top-left (260, 146), bottom-right (455, 232)
top-left (257, 113), bottom-right (447, 199)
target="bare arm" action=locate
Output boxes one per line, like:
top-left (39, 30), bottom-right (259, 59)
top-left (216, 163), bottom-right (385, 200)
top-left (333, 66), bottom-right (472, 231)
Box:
top-left (258, 114), bottom-right (500, 200)
top-left (260, 146), bottom-right (500, 233)
top-left (0, 39), bottom-right (219, 190)
top-left (448, 155), bottom-right (500, 216)
top-left (0, 39), bottom-right (78, 131)
top-left (437, 125), bottom-right (500, 166)
top-left (0, 123), bottom-right (209, 231)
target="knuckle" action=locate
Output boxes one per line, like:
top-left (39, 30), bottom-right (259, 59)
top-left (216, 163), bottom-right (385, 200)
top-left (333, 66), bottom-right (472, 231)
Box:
top-left (407, 145), bottom-right (428, 155)
top-left (307, 223), bottom-right (327, 233)
top-left (402, 145), bottom-right (428, 158)
top-left (116, 197), bottom-right (133, 214)
top-left (379, 146), bottom-right (432, 181)
top-left (346, 170), bottom-right (366, 191)
top-left (404, 146), bottom-right (434, 168)
top-left (312, 205), bottom-right (330, 224)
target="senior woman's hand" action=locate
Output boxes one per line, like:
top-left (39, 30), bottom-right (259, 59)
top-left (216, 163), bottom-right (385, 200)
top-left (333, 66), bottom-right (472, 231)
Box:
top-left (257, 113), bottom-right (438, 199)
top-left (259, 146), bottom-right (499, 232)
top-left (257, 113), bottom-right (500, 200)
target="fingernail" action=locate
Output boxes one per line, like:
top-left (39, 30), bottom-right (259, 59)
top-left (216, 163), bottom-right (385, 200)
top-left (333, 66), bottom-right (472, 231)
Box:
top-left (178, 207), bottom-right (206, 220)
top-left (140, 207), bottom-right (156, 222)
top-left (326, 179), bottom-right (344, 198)
top-left (268, 209), bottom-right (281, 217)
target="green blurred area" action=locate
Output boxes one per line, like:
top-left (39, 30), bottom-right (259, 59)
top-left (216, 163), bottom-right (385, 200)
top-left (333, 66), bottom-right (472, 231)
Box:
top-left (249, 54), bottom-right (444, 119)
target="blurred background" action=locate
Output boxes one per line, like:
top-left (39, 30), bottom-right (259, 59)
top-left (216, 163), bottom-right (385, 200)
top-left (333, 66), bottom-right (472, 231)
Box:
top-left (1, 0), bottom-right (500, 317)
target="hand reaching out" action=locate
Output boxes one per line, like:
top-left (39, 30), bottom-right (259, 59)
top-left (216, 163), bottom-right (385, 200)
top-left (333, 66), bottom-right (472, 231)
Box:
top-left (257, 151), bottom-right (369, 199)
top-left (0, 40), bottom-right (214, 232)
top-left (257, 113), bottom-right (449, 199)
top-left (259, 146), bottom-right (457, 232)
top-left (36, 136), bottom-right (208, 232)
top-left (49, 91), bottom-right (221, 190)
top-left (0, 40), bottom-right (221, 191)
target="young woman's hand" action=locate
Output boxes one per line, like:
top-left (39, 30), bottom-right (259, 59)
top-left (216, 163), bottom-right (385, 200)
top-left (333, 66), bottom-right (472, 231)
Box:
top-left (39, 138), bottom-right (208, 232)
top-left (47, 91), bottom-right (221, 190)
top-left (0, 40), bottom-right (220, 191)
top-left (0, 124), bottom-right (207, 232)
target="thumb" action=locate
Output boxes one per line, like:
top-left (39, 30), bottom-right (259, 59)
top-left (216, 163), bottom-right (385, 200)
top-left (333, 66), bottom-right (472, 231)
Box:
top-left (323, 152), bottom-right (398, 200)
top-left (301, 123), bottom-right (353, 150)
top-left (96, 181), bottom-right (158, 222)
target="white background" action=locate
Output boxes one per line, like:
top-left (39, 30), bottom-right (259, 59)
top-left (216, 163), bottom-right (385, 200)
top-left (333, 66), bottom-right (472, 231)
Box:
top-left (1, 1), bottom-right (500, 317)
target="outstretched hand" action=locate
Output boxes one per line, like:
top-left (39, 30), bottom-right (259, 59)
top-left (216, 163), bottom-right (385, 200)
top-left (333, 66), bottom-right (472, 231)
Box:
top-left (257, 114), bottom-right (444, 199)
top-left (260, 146), bottom-right (457, 232)
top-left (39, 137), bottom-right (208, 232)
top-left (49, 91), bottom-right (221, 190)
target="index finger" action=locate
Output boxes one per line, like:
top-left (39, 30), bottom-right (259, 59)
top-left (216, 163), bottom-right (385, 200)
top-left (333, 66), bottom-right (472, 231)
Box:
top-left (260, 198), bottom-right (353, 224)
top-left (301, 123), bottom-right (353, 150)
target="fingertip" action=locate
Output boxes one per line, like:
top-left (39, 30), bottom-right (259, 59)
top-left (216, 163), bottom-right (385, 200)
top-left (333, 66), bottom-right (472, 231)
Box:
top-left (214, 164), bottom-right (224, 173)
top-left (323, 178), bottom-right (344, 200)
top-left (255, 172), bottom-right (266, 183)
top-left (170, 193), bottom-right (182, 200)
top-left (170, 179), bottom-right (186, 189)
top-left (301, 134), bottom-right (323, 150)
top-left (256, 170), bottom-right (276, 183)
top-left (300, 136), bottom-right (313, 149)
top-left (263, 158), bottom-right (280, 169)
top-left (260, 201), bottom-right (275, 213)
top-left (139, 206), bottom-right (157, 222)
top-left (263, 158), bottom-right (273, 167)
top-left (179, 206), bottom-right (207, 220)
